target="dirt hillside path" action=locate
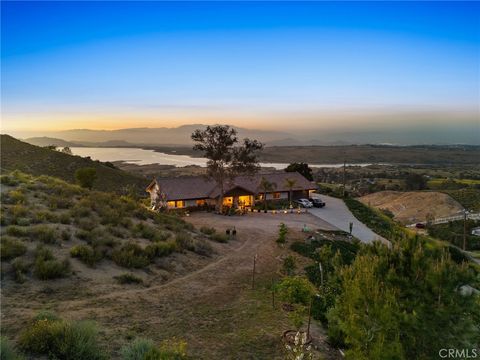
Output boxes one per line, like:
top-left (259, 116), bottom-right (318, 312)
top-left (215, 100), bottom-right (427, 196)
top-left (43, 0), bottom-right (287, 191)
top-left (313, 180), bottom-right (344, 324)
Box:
top-left (3, 213), bottom-right (339, 359)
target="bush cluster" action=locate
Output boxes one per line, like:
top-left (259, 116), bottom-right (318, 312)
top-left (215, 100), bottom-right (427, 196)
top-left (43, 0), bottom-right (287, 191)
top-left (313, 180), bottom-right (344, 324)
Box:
top-left (112, 243), bottom-right (150, 269)
top-left (277, 222), bottom-right (288, 244)
top-left (210, 233), bottom-right (228, 243)
top-left (34, 246), bottom-right (70, 280)
top-left (70, 244), bottom-right (103, 267)
top-left (114, 273), bottom-right (143, 285)
top-left (19, 314), bottom-right (105, 360)
top-left (175, 232), bottom-right (194, 252)
top-left (200, 226), bottom-right (216, 235)
top-left (121, 337), bottom-right (187, 360)
top-left (0, 236), bottom-right (27, 260)
top-left (144, 241), bottom-right (176, 259)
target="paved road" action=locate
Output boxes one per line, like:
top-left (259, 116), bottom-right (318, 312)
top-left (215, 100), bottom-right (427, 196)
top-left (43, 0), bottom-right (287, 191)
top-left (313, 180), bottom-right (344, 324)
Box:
top-left (308, 194), bottom-right (386, 244)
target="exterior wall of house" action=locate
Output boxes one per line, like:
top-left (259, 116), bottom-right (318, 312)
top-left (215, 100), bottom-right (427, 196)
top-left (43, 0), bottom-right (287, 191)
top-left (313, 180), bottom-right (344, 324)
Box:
top-left (265, 191), bottom-right (288, 200)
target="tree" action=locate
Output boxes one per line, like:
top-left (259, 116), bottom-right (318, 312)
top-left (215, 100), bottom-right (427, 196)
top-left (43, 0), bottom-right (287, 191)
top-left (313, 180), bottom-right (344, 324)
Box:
top-left (61, 147), bottom-right (72, 155)
top-left (405, 173), bottom-right (427, 190)
top-left (191, 125), bottom-right (263, 212)
top-left (259, 177), bottom-right (276, 212)
top-left (285, 178), bottom-right (297, 206)
top-left (75, 167), bottom-right (97, 189)
top-left (326, 236), bottom-right (480, 359)
top-left (43, 145), bottom-right (57, 151)
top-left (285, 162), bottom-right (313, 181)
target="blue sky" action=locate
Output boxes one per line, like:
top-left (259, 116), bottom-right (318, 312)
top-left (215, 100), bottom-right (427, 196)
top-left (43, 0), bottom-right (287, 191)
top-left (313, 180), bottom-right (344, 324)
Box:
top-left (1, 1), bottom-right (479, 143)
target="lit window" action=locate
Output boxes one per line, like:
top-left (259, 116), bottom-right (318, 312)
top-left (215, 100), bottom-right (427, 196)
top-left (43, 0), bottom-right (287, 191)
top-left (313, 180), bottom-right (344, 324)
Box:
top-left (196, 199), bottom-right (206, 206)
top-left (273, 192), bottom-right (281, 199)
top-left (167, 201), bottom-right (175, 208)
top-left (176, 200), bottom-right (185, 208)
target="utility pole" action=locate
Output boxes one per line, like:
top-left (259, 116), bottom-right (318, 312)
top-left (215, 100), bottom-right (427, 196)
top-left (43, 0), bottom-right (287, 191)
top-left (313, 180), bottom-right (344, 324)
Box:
top-left (463, 210), bottom-right (468, 250)
top-left (343, 159), bottom-right (346, 198)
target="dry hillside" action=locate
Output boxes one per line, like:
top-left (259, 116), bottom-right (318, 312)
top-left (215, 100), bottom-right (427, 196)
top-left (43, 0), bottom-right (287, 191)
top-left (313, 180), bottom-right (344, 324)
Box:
top-left (358, 191), bottom-right (464, 224)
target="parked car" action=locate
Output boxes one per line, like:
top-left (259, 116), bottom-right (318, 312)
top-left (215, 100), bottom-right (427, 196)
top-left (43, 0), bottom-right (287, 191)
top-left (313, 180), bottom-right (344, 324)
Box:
top-left (415, 223), bottom-right (426, 229)
top-left (309, 197), bottom-right (326, 208)
top-left (295, 199), bottom-right (313, 208)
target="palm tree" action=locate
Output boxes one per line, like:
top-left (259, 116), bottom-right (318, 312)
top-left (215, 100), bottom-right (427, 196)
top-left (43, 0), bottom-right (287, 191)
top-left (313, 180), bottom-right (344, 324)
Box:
top-left (259, 177), bottom-right (277, 212)
top-left (285, 178), bottom-right (297, 207)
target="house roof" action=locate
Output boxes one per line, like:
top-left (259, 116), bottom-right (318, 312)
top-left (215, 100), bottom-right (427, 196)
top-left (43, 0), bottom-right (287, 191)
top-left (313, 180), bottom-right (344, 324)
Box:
top-left (150, 172), bottom-right (316, 201)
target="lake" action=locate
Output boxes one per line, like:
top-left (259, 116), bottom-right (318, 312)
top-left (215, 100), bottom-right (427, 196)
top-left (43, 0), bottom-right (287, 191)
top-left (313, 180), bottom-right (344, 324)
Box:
top-left (70, 147), bottom-right (376, 170)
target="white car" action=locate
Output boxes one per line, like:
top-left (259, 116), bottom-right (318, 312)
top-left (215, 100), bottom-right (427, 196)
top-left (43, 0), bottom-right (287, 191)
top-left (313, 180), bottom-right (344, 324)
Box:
top-left (295, 198), bottom-right (313, 208)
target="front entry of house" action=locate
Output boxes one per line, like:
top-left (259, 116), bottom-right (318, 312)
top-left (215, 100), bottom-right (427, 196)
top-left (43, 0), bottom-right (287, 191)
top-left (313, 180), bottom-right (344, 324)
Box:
top-left (222, 195), bottom-right (253, 209)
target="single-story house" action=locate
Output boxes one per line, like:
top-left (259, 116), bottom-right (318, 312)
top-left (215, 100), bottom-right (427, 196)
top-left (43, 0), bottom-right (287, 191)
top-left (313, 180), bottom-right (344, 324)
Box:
top-left (146, 172), bottom-right (317, 210)
top-left (471, 227), bottom-right (480, 237)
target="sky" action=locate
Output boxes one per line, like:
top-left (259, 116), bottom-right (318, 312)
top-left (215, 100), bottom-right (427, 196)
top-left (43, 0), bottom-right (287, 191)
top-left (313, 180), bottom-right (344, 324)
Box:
top-left (1, 1), bottom-right (479, 144)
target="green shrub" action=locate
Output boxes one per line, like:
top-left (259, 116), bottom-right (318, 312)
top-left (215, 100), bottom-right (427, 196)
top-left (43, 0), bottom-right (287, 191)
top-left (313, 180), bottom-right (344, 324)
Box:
top-left (28, 225), bottom-right (57, 244)
top-left (114, 273), bottom-right (143, 285)
top-left (1, 174), bottom-right (18, 186)
top-left (59, 213), bottom-right (71, 224)
top-left (277, 222), bottom-right (288, 244)
top-left (34, 246), bottom-right (70, 280)
top-left (175, 232), bottom-right (194, 252)
top-left (107, 225), bottom-right (129, 238)
top-left (200, 226), bottom-right (216, 235)
top-left (0, 336), bottom-right (23, 360)
top-left (144, 241), bottom-right (176, 259)
top-left (282, 255), bottom-right (297, 275)
top-left (75, 167), bottom-right (97, 190)
top-left (121, 337), bottom-right (187, 360)
top-left (11, 258), bottom-right (29, 283)
top-left (61, 229), bottom-right (71, 241)
top-left (112, 243), bottom-right (150, 269)
top-left (121, 338), bottom-right (157, 360)
top-left (276, 276), bottom-right (316, 306)
top-left (0, 236), bottom-right (27, 260)
top-left (75, 218), bottom-right (98, 231)
top-left (194, 239), bottom-right (214, 257)
top-left (19, 314), bottom-right (105, 360)
top-left (48, 196), bottom-right (73, 210)
top-left (210, 233), bottom-right (228, 243)
top-left (7, 189), bottom-right (26, 204)
top-left (5, 226), bottom-right (27, 237)
top-left (133, 223), bottom-right (158, 241)
top-left (11, 204), bottom-right (28, 220)
top-left (70, 245), bottom-right (103, 267)
top-left (15, 218), bottom-right (30, 226)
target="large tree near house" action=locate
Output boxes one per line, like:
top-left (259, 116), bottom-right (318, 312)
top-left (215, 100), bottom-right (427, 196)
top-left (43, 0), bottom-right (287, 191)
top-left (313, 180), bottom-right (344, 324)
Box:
top-left (285, 178), bottom-right (297, 206)
top-left (260, 177), bottom-right (277, 212)
top-left (191, 125), bottom-right (263, 213)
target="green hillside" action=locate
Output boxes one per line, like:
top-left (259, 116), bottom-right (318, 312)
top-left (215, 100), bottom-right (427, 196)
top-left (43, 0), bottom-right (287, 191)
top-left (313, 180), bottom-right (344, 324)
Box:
top-left (1, 134), bottom-right (146, 193)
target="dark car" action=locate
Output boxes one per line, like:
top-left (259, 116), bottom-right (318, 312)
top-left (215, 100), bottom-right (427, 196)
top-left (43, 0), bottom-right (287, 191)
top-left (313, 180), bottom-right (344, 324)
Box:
top-left (309, 198), bottom-right (325, 208)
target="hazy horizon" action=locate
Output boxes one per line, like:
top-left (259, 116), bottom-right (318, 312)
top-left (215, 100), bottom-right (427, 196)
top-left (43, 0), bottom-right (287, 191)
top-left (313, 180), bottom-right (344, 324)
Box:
top-left (2, 2), bottom-right (479, 144)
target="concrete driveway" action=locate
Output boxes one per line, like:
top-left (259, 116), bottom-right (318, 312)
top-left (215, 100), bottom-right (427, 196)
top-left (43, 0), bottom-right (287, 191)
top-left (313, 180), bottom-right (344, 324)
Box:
top-left (308, 194), bottom-right (386, 244)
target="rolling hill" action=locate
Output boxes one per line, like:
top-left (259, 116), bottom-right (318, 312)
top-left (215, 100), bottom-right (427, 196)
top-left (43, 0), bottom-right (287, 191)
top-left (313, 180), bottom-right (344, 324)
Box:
top-left (0, 134), bottom-right (147, 193)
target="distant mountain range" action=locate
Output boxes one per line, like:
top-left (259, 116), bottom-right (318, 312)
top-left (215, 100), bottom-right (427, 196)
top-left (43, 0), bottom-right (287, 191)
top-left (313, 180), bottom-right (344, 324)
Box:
top-left (10, 123), bottom-right (480, 147)
top-left (21, 125), bottom-right (292, 147)
top-left (23, 137), bottom-right (138, 148)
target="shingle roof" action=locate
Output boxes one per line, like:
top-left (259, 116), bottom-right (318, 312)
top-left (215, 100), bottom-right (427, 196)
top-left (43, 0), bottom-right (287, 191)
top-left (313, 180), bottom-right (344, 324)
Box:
top-left (152, 172), bottom-right (316, 200)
